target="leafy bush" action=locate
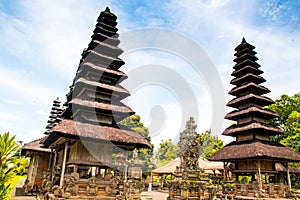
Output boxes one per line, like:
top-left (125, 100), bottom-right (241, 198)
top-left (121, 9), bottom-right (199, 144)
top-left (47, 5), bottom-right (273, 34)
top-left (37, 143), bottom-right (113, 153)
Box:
top-left (0, 132), bottom-right (20, 199)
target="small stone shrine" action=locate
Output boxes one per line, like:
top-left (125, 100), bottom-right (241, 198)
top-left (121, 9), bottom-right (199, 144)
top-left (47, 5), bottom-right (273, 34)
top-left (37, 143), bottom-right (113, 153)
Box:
top-left (210, 38), bottom-right (300, 199)
top-left (168, 117), bottom-right (213, 200)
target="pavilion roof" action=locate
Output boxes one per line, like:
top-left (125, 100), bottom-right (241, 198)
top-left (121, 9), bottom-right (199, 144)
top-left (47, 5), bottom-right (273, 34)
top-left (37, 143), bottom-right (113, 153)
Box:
top-left (151, 157), bottom-right (223, 175)
top-left (44, 119), bottom-right (151, 149)
top-left (21, 137), bottom-right (51, 155)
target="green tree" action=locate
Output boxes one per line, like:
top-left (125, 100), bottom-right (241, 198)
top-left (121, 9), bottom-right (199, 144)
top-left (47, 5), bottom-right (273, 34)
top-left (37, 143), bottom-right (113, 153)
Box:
top-left (0, 132), bottom-right (20, 199)
top-left (199, 130), bottom-right (224, 159)
top-left (153, 139), bottom-right (179, 167)
top-left (267, 93), bottom-right (300, 188)
top-left (119, 114), bottom-right (153, 175)
top-left (12, 156), bottom-right (29, 175)
top-left (267, 93), bottom-right (300, 150)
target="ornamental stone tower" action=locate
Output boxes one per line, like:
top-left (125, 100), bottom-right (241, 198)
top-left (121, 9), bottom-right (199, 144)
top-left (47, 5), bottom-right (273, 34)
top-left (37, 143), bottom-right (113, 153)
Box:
top-left (169, 117), bottom-right (212, 200)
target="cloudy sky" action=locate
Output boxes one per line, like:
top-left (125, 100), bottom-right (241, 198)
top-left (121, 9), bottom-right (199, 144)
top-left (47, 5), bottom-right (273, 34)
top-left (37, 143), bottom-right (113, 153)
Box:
top-left (0, 0), bottom-right (299, 148)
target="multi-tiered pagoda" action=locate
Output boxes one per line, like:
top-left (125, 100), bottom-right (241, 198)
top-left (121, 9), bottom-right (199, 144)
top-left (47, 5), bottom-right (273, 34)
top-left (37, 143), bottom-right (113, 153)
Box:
top-left (22, 97), bottom-right (63, 195)
top-left (41, 7), bottom-right (150, 199)
top-left (45, 98), bottom-right (63, 134)
top-left (210, 38), bottom-right (300, 198)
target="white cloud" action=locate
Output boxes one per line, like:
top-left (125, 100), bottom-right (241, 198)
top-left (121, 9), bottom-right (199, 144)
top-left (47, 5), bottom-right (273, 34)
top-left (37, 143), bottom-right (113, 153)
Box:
top-left (0, 0), bottom-right (299, 147)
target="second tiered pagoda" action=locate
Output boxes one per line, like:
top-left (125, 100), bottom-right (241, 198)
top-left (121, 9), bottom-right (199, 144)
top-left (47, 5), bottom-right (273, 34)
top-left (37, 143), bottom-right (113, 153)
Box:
top-left (210, 38), bottom-right (300, 198)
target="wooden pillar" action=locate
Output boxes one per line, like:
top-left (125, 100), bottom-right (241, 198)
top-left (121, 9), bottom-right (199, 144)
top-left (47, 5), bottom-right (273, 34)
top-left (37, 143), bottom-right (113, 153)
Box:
top-left (257, 159), bottom-right (262, 192)
top-left (161, 174), bottom-right (164, 189)
top-left (285, 162), bottom-right (292, 191)
top-left (51, 148), bottom-right (57, 182)
top-left (27, 155), bottom-right (36, 184)
top-left (148, 171), bottom-right (153, 192)
top-left (59, 142), bottom-right (68, 188)
top-left (48, 148), bottom-right (53, 171)
top-left (223, 162), bottom-right (227, 180)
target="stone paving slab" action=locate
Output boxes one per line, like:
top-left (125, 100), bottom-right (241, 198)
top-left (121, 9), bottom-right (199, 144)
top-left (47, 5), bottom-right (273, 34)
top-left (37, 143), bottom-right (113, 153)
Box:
top-left (141, 191), bottom-right (168, 200)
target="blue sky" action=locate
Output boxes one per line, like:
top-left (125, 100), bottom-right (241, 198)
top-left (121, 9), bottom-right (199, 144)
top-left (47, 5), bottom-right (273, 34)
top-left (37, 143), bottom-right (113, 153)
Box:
top-left (0, 0), bottom-right (299, 147)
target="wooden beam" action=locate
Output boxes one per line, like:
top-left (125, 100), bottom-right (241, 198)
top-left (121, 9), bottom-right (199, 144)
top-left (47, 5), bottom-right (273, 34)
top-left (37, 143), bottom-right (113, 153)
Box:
top-left (59, 142), bottom-right (68, 188)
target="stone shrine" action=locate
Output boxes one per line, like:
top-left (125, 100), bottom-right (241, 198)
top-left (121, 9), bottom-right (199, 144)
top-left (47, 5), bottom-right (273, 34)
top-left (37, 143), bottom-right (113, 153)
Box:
top-left (168, 117), bottom-right (214, 200)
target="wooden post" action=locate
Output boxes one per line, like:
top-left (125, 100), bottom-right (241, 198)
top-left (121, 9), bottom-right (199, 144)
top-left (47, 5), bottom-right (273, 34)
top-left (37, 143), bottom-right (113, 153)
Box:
top-left (223, 162), bottom-right (227, 180)
top-left (27, 155), bottom-right (36, 184)
top-left (51, 149), bottom-right (57, 182)
top-left (148, 171), bottom-right (153, 192)
top-left (161, 174), bottom-right (164, 190)
top-left (60, 142), bottom-right (68, 188)
top-left (285, 162), bottom-right (292, 191)
top-left (48, 148), bottom-right (53, 171)
top-left (257, 160), bottom-right (262, 192)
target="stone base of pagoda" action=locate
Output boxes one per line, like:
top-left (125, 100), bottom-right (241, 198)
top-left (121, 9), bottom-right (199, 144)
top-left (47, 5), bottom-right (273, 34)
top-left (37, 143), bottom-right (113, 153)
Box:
top-left (218, 182), bottom-right (294, 199)
top-left (47, 194), bottom-right (115, 199)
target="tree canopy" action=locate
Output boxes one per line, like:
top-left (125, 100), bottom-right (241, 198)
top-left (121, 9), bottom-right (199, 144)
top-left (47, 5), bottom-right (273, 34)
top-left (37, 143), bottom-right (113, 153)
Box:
top-left (119, 114), bottom-right (153, 174)
top-left (153, 139), bottom-right (179, 167)
top-left (198, 130), bottom-right (224, 159)
top-left (0, 132), bottom-right (20, 199)
top-left (153, 130), bottom-right (224, 167)
top-left (267, 92), bottom-right (300, 152)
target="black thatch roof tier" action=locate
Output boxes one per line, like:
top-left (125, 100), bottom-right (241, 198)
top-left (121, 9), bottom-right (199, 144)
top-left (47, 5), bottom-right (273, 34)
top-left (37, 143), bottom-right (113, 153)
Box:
top-left (222, 121), bottom-right (283, 136)
top-left (234, 48), bottom-right (257, 57)
top-left (98, 7), bottom-right (117, 22)
top-left (228, 82), bottom-right (270, 96)
top-left (80, 62), bottom-right (127, 78)
top-left (69, 98), bottom-right (134, 114)
top-left (73, 78), bottom-right (129, 95)
top-left (209, 139), bottom-right (300, 162)
top-left (233, 53), bottom-right (258, 63)
top-left (91, 32), bottom-right (120, 46)
top-left (230, 73), bottom-right (265, 86)
top-left (225, 105), bottom-right (278, 121)
top-left (44, 119), bottom-right (151, 149)
top-left (83, 49), bottom-right (125, 68)
top-left (88, 40), bottom-right (123, 57)
top-left (234, 38), bottom-right (255, 51)
top-left (233, 59), bottom-right (260, 70)
top-left (231, 65), bottom-right (263, 77)
top-left (226, 93), bottom-right (274, 108)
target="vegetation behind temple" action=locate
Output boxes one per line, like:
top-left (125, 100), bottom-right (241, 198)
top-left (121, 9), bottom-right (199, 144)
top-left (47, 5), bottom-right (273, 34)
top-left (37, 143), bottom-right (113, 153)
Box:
top-left (267, 92), bottom-right (300, 188)
top-left (153, 131), bottom-right (224, 167)
top-left (0, 132), bottom-right (29, 199)
top-left (119, 114), bottom-right (154, 176)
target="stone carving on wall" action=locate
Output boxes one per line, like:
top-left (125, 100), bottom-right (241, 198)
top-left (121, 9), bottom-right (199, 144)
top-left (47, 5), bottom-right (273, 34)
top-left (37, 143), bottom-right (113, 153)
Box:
top-left (64, 172), bottom-right (79, 196)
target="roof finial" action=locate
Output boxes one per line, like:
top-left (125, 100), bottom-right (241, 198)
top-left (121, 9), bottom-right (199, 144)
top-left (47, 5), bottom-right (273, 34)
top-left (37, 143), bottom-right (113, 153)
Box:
top-left (105, 7), bottom-right (110, 13)
top-left (242, 37), bottom-right (247, 43)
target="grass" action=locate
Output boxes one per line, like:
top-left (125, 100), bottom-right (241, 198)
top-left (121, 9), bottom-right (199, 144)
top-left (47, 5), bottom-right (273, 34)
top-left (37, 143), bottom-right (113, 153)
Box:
top-left (9, 175), bottom-right (27, 195)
